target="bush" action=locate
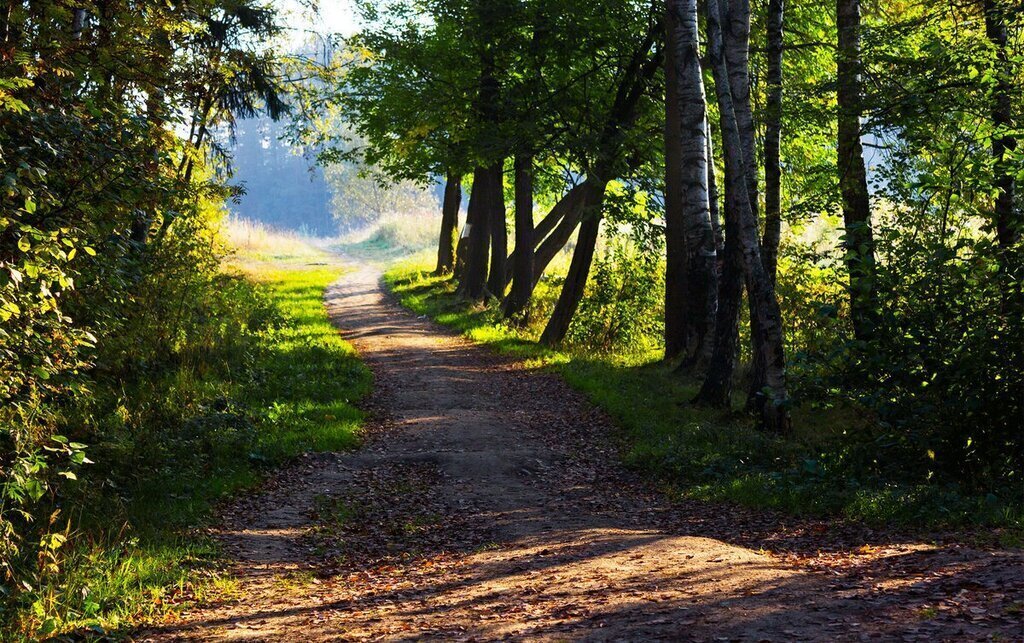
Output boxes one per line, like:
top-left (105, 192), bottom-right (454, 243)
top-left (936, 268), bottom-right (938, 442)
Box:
top-left (566, 235), bottom-right (664, 354)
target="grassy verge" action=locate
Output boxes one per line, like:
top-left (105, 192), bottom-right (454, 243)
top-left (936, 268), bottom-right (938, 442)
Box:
top-left (384, 261), bottom-right (1022, 536)
top-left (6, 243), bottom-right (370, 639)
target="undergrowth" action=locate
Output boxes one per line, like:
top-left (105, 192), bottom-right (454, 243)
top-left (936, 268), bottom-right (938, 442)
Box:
top-left (384, 260), bottom-right (1022, 537)
top-left (1, 247), bottom-right (369, 639)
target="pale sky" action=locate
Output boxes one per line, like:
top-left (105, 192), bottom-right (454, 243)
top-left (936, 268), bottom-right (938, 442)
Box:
top-left (279, 0), bottom-right (358, 44)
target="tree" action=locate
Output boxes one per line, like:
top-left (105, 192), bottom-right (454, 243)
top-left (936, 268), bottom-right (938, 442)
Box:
top-left (503, 155), bottom-right (535, 316)
top-left (837, 0), bottom-right (877, 341)
top-left (436, 172), bottom-right (462, 274)
top-left (983, 0), bottom-right (1020, 301)
top-left (539, 18), bottom-right (663, 345)
top-left (664, 0), bottom-right (718, 366)
top-left (696, 0), bottom-right (791, 432)
top-left (762, 0), bottom-right (785, 285)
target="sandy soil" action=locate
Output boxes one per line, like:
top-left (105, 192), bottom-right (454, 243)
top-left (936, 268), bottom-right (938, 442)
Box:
top-left (144, 264), bottom-right (1024, 642)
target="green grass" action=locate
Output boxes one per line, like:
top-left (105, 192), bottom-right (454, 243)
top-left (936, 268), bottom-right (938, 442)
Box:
top-left (5, 250), bottom-right (370, 640)
top-left (384, 260), bottom-right (1023, 535)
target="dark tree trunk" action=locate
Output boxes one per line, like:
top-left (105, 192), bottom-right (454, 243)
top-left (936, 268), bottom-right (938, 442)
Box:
top-left (723, 0), bottom-right (768, 411)
top-left (457, 165), bottom-right (492, 300)
top-left (762, 0), bottom-right (784, 285)
top-left (983, 0), bottom-right (1019, 268)
top-left (707, 120), bottom-right (723, 253)
top-left (486, 162), bottom-right (507, 297)
top-left (697, 0), bottom-right (790, 433)
top-left (663, 2), bottom-right (688, 361)
top-left (503, 183), bottom-right (588, 287)
top-left (503, 154), bottom-right (535, 318)
top-left (454, 227), bottom-right (470, 280)
top-left (531, 182), bottom-right (594, 286)
top-left (696, 122), bottom-right (742, 409)
top-left (536, 25), bottom-right (661, 344)
top-left (540, 196), bottom-right (606, 346)
top-left (837, 0), bottom-right (877, 341)
top-left (435, 172), bottom-right (462, 275)
top-left (694, 218), bottom-right (744, 407)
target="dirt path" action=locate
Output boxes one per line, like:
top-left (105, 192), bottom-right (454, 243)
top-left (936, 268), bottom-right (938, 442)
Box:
top-left (148, 264), bottom-right (1023, 641)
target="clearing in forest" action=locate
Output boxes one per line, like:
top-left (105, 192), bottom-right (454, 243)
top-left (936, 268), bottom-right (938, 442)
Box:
top-left (148, 263), bottom-right (1023, 641)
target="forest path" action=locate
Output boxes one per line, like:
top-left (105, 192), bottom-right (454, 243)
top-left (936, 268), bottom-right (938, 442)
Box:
top-left (148, 263), bottom-right (1022, 642)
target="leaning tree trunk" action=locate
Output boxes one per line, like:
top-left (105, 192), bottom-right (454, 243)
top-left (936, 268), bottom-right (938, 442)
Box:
top-left (503, 154), bottom-right (535, 318)
top-left (762, 0), bottom-right (784, 285)
top-left (697, 0), bottom-right (790, 433)
top-left (663, 2), bottom-right (689, 361)
top-left (435, 172), bottom-right (462, 275)
top-left (457, 165), bottom-right (492, 300)
top-left (668, 0), bottom-right (718, 369)
top-left (530, 182), bottom-right (595, 286)
top-left (503, 182), bottom-right (588, 287)
top-left (837, 0), bottom-right (877, 341)
top-left (983, 0), bottom-right (1019, 301)
top-left (540, 192), bottom-right (606, 346)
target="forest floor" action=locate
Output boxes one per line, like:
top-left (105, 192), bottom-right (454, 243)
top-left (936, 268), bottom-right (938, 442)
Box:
top-left (144, 261), bottom-right (1023, 642)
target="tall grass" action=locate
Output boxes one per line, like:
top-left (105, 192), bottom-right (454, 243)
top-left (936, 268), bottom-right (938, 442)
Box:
top-left (2, 236), bottom-right (369, 640)
top-left (221, 215), bottom-right (327, 259)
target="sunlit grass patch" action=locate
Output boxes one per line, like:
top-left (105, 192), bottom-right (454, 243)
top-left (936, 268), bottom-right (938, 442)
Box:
top-left (6, 244), bottom-right (369, 640)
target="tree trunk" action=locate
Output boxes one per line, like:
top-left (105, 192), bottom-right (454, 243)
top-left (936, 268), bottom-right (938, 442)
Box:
top-left (668, 0), bottom-right (718, 369)
top-left (722, 0), bottom-right (770, 409)
top-left (723, 0), bottom-right (758, 222)
top-left (983, 0), bottom-right (1019, 271)
top-left (837, 0), bottom-right (877, 341)
top-left (694, 222), bottom-right (744, 407)
top-left (435, 172), bottom-right (462, 274)
top-left (707, 120), bottom-right (723, 253)
top-left (531, 182), bottom-right (594, 286)
top-left (696, 117), bottom-right (742, 409)
top-left (457, 165), bottom-right (492, 300)
top-left (486, 162), bottom-right (507, 297)
top-left (697, 0), bottom-right (790, 433)
top-left (454, 226), bottom-right (470, 280)
top-left (540, 196), bottom-right (606, 346)
top-left (503, 154), bottom-right (535, 318)
top-left (762, 0), bottom-right (784, 285)
top-left (503, 182), bottom-right (587, 286)
top-left (663, 2), bottom-right (689, 361)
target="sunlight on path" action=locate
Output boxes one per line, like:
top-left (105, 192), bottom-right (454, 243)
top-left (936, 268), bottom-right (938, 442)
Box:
top-left (146, 261), bottom-right (1024, 642)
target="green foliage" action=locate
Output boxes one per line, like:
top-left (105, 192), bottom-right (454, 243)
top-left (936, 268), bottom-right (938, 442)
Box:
top-left (1, 256), bottom-right (369, 638)
top-left (0, 0), bottom-right (312, 637)
top-left (566, 234), bottom-right (664, 354)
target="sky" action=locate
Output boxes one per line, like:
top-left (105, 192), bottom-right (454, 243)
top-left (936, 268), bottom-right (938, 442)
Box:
top-left (280, 0), bottom-right (358, 44)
